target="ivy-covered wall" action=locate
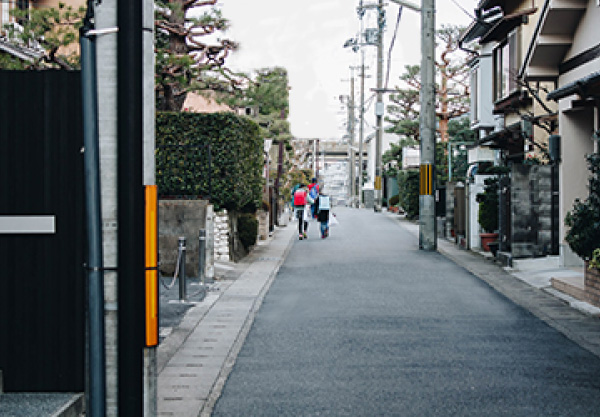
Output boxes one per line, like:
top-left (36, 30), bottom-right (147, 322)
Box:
top-left (156, 112), bottom-right (263, 212)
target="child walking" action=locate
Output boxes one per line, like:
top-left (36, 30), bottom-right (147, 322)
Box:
top-left (314, 187), bottom-right (331, 238)
top-left (292, 184), bottom-right (313, 240)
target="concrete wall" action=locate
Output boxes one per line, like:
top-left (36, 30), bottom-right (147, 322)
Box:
top-left (468, 175), bottom-right (487, 250)
top-left (159, 200), bottom-right (214, 278)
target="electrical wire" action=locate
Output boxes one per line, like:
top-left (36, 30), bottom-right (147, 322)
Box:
top-left (449, 0), bottom-right (476, 21)
top-left (385, 6), bottom-right (403, 90)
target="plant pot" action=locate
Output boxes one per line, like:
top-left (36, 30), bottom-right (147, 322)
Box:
top-left (480, 232), bottom-right (499, 252)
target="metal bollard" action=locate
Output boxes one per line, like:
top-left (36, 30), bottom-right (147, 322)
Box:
top-left (178, 237), bottom-right (187, 301)
top-left (198, 229), bottom-right (206, 286)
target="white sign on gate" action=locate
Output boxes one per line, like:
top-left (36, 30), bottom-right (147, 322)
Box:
top-left (0, 216), bottom-right (56, 234)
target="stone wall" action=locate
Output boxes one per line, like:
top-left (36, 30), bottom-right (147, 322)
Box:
top-left (214, 210), bottom-right (230, 262)
top-left (258, 210), bottom-right (269, 240)
top-left (511, 165), bottom-right (554, 258)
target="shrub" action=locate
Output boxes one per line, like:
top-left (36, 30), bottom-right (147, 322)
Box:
top-left (565, 154), bottom-right (600, 260)
top-left (238, 213), bottom-right (258, 251)
top-left (397, 170), bottom-right (419, 219)
top-left (476, 176), bottom-right (499, 233)
top-left (388, 194), bottom-right (400, 207)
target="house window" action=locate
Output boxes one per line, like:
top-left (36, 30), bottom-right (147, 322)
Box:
top-left (1, 0), bottom-right (12, 28)
top-left (493, 28), bottom-right (520, 102)
top-left (470, 65), bottom-right (479, 124)
top-left (16, 0), bottom-right (29, 21)
top-left (17, 0), bottom-right (29, 11)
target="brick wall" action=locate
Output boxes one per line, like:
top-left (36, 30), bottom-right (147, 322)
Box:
top-left (585, 261), bottom-right (600, 307)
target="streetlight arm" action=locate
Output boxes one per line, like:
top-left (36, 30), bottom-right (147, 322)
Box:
top-left (389, 0), bottom-right (421, 12)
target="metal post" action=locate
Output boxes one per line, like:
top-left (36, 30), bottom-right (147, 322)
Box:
top-left (448, 142), bottom-right (452, 182)
top-left (80, 16), bottom-right (106, 416)
top-left (419, 0), bottom-right (437, 250)
top-left (374, 0), bottom-right (385, 212)
top-left (178, 237), bottom-right (187, 301)
top-left (198, 229), bottom-right (206, 286)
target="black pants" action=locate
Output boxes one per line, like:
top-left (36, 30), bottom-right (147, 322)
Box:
top-left (297, 209), bottom-right (308, 234)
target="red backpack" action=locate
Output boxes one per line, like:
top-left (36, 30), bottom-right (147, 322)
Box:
top-left (293, 189), bottom-right (307, 206)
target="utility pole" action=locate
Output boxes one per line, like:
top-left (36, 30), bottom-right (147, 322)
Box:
top-left (358, 27), bottom-right (366, 207)
top-left (374, 0), bottom-right (385, 212)
top-left (94, 0), bottom-right (119, 414)
top-left (349, 68), bottom-right (356, 206)
top-left (388, 0), bottom-right (436, 250)
top-left (419, 0), bottom-right (437, 250)
top-left (358, 66), bottom-right (365, 206)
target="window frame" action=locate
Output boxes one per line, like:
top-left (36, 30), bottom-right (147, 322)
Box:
top-left (470, 63), bottom-right (479, 124)
top-left (493, 28), bottom-right (520, 102)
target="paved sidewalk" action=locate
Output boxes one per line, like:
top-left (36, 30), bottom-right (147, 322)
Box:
top-left (157, 222), bottom-right (296, 417)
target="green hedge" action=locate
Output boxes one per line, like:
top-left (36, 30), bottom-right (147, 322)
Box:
top-left (397, 170), bottom-right (419, 219)
top-left (156, 112), bottom-right (263, 212)
top-left (238, 213), bottom-right (258, 251)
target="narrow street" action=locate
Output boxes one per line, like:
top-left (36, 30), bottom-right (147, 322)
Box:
top-left (212, 207), bottom-right (600, 416)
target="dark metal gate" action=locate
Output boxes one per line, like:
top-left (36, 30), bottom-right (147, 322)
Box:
top-left (0, 70), bottom-right (85, 392)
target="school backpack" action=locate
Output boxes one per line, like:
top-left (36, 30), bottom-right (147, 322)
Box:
top-left (309, 184), bottom-right (319, 200)
top-left (293, 189), bottom-right (307, 206)
top-left (318, 195), bottom-right (330, 210)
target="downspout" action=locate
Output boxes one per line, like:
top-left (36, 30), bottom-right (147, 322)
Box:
top-left (459, 38), bottom-right (479, 57)
top-left (80, 5), bottom-right (106, 416)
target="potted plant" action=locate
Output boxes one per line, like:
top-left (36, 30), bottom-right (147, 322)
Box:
top-left (565, 154), bottom-right (600, 306)
top-left (388, 194), bottom-right (400, 213)
top-left (476, 176), bottom-right (499, 252)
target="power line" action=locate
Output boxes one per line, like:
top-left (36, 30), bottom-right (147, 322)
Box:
top-left (385, 6), bottom-right (402, 90)
top-left (449, 0), bottom-right (476, 21)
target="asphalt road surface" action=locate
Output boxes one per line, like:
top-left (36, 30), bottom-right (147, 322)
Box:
top-left (212, 207), bottom-right (600, 416)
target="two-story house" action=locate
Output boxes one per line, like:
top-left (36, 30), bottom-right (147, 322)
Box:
top-left (522, 0), bottom-right (598, 268)
top-left (460, 0), bottom-right (560, 261)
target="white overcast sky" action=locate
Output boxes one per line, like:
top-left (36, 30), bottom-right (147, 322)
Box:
top-left (218, 0), bottom-right (479, 139)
